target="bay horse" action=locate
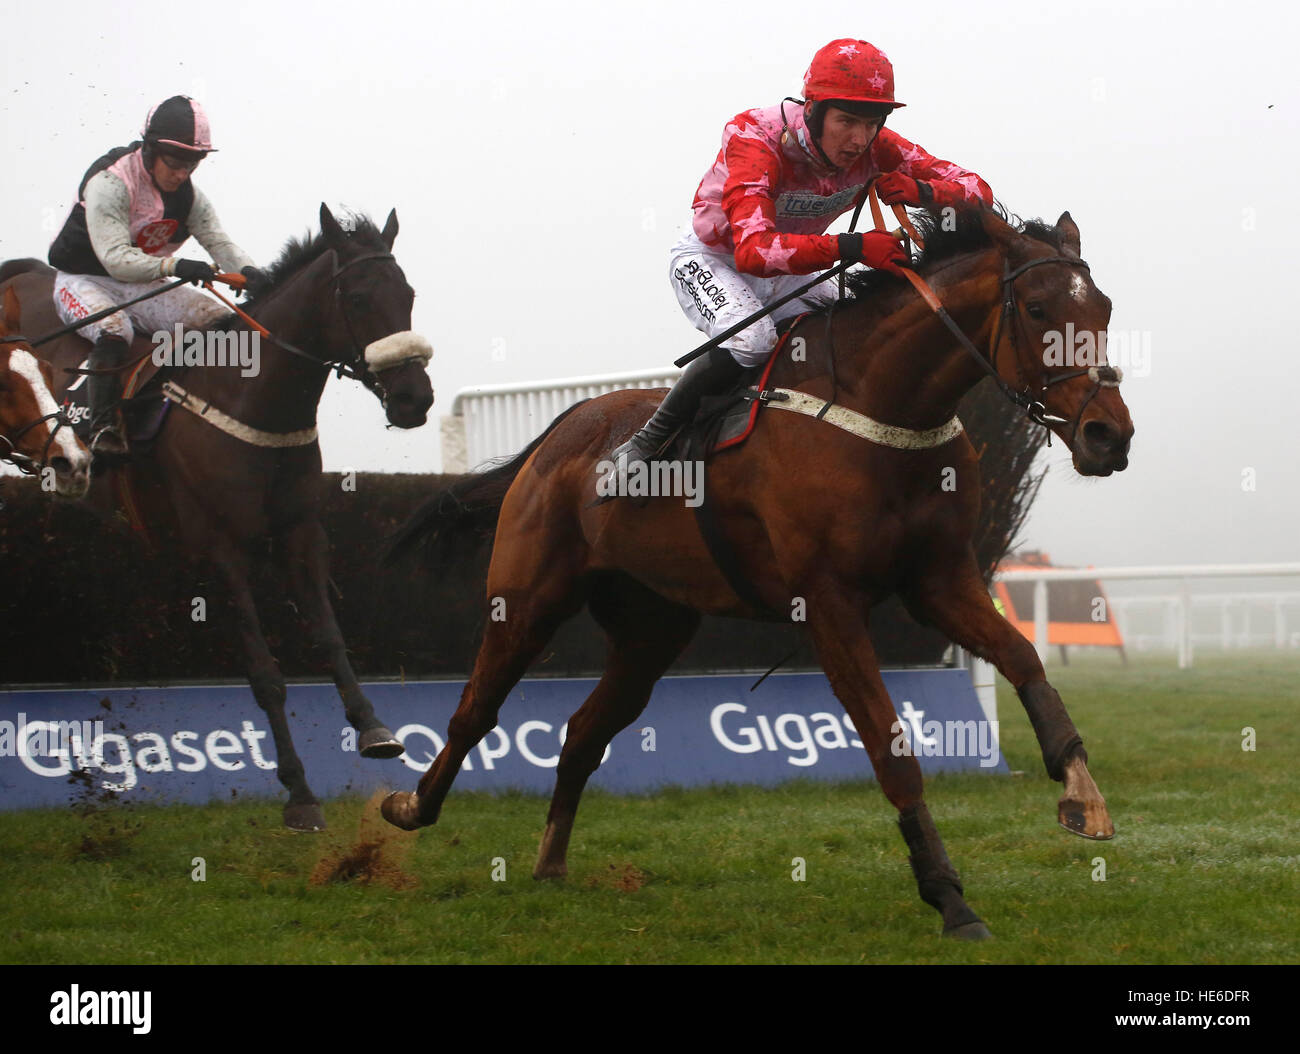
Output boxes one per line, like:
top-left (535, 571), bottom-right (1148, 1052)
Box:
top-left (384, 204), bottom-right (1132, 938)
top-left (0, 287), bottom-right (91, 497)
top-left (0, 205), bottom-right (434, 831)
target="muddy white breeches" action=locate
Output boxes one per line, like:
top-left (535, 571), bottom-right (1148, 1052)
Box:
top-left (668, 232), bottom-right (840, 367)
top-left (52, 271), bottom-right (232, 345)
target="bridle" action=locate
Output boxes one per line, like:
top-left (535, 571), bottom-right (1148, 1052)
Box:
top-left (0, 339), bottom-right (74, 475)
top-left (206, 249), bottom-right (423, 409)
top-left (894, 243), bottom-right (1123, 449)
top-left (846, 185), bottom-right (1125, 450)
top-left (983, 254), bottom-right (1124, 449)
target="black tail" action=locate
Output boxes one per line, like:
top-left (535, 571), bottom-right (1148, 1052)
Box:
top-left (385, 399), bottom-right (589, 569)
top-left (0, 258), bottom-right (54, 284)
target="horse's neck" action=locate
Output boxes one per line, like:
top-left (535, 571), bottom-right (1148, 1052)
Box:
top-left (779, 254), bottom-right (1003, 430)
top-left (188, 282), bottom-right (329, 430)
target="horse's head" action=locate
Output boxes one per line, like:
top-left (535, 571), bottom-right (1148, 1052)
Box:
top-left (0, 288), bottom-right (90, 497)
top-left (981, 209), bottom-right (1133, 476)
top-left (318, 204), bottom-right (434, 429)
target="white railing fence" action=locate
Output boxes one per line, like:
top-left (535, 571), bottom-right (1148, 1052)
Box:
top-left (441, 368), bottom-right (680, 473)
top-left (994, 563), bottom-right (1300, 669)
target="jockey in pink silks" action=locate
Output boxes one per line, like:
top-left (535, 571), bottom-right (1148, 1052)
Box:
top-left (48, 95), bottom-right (268, 461)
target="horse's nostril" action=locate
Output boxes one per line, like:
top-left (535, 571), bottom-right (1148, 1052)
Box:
top-left (1082, 420), bottom-right (1116, 449)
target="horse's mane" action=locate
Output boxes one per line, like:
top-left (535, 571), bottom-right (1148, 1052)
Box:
top-left (241, 212), bottom-right (388, 310)
top-left (844, 201), bottom-right (1062, 302)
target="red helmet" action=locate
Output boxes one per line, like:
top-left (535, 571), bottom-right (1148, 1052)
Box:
top-left (802, 39), bottom-right (905, 110)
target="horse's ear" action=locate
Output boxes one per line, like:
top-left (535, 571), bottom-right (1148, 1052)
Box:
top-left (320, 203), bottom-right (347, 249)
top-left (1056, 211), bottom-right (1082, 257)
top-left (977, 207), bottom-right (1020, 253)
top-left (2, 287), bottom-right (20, 331)
top-left (381, 209), bottom-right (398, 250)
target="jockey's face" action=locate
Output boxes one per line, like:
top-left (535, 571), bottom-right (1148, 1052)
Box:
top-left (818, 106), bottom-right (883, 170)
top-left (150, 150), bottom-right (202, 193)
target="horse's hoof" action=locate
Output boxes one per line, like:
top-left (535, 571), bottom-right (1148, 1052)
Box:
top-left (1058, 797), bottom-right (1115, 840)
top-left (284, 802), bottom-right (327, 832)
top-left (359, 726), bottom-right (404, 759)
top-left (944, 920), bottom-right (993, 941)
top-left (381, 791), bottom-right (421, 831)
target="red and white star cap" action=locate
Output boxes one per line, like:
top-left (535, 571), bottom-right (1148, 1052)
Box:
top-left (802, 39), bottom-right (905, 110)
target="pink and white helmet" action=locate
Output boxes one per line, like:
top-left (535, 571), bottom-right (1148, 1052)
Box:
top-left (143, 96), bottom-right (216, 153)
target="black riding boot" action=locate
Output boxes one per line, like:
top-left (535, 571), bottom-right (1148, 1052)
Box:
top-left (87, 334), bottom-right (129, 463)
top-left (597, 346), bottom-right (745, 503)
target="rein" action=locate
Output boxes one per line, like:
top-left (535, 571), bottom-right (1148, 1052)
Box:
top-left (202, 254), bottom-right (396, 401)
top-left (858, 185), bottom-right (1122, 444)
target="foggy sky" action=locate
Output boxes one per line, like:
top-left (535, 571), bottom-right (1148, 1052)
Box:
top-left (3, 0), bottom-right (1297, 568)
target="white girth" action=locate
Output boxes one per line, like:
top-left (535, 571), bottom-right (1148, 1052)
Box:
top-left (162, 381), bottom-right (318, 448)
top-left (761, 388), bottom-right (964, 450)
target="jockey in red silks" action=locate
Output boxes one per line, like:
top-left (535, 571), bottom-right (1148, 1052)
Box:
top-left (603, 39), bottom-right (994, 493)
top-left (47, 95), bottom-right (268, 461)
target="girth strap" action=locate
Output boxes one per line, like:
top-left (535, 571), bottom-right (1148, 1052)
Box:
top-left (755, 388), bottom-right (964, 450)
top-left (162, 381), bottom-right (318, 448)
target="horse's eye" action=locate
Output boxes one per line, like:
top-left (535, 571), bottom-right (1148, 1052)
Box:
top-left (1026, 303), bottom-right (1046, 320)
top-left (348, 293), bottom-right (367, 310)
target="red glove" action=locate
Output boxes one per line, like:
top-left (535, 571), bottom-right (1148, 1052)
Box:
top-left (876, 172), bottom-right (932, 206)
top-left (839, 231), bottom-right (908, 276)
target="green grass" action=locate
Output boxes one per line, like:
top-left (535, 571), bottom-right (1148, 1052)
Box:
top-left (2, 651), bottom-right (1296, 964)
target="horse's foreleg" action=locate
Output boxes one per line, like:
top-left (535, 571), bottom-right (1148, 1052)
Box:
top-left (909, 557), bottom-right (1113, 840)
top-left (805, 587), bottom-right (990, 939)
top-left (282, 519), bottom-right (401, 758)
top-left (535, 578), bottom-right (700, 880)
top-left (382, 565), bottom-right (586, 832)
top-left (209, 537), bottom-right (324, 831)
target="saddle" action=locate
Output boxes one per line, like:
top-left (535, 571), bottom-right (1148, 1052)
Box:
top-left (674, 315), bottom-right (806, 461)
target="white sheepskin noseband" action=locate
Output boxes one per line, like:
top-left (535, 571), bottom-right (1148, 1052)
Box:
top-left (365, 331), bottom-right (433, 370)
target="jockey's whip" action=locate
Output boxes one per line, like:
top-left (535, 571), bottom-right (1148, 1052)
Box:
top-left (673, 261), bottom-right (853, 369)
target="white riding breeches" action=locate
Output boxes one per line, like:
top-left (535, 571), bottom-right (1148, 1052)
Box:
top-left (668, 231), bottom-right (840, 367)
top-left (52, 271), bottom-right (231, 345)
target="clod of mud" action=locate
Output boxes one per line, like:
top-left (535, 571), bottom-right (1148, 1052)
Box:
top-left (586, 862), bottom-right (646, 892)
top-left (309, 791), bottom-right (418, 890)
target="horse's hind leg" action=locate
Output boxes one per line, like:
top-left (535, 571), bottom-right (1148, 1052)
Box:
top-left (210, 535), bottom-right (325, 831)
top-left (535, 575), bottom-right (700, 880)
top-left (806, 585), bottom-right (990, 939)
top-left (381, 551), bottom-right (588, 831)
top-left (282, 519), bottom-right (401, 757)
top-left (908, 556), bottom-right (1113, 840)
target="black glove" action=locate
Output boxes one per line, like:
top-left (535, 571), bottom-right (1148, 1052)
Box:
top-left (240, 266), bottom-right (272, 298)
top-left (173, 259), bottom-right (216, 285)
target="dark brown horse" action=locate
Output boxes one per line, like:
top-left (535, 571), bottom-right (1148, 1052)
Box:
top-left (1, 205), bottom-right (434, 831)
top-left (0, 288), bottom-right (91, 496)
top-left (384, 205), bottom-right (1132, 937)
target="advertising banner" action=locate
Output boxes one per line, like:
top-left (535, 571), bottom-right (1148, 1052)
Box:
top-left (0, 669), bottom-right (1003, 810)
